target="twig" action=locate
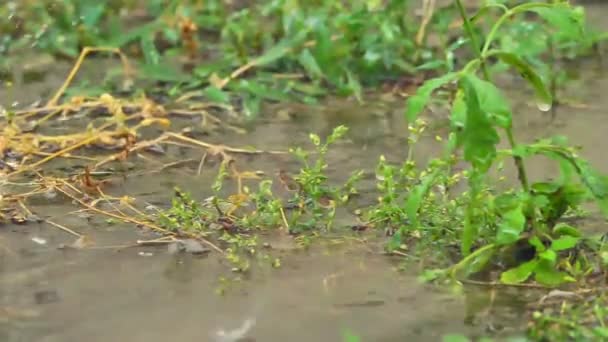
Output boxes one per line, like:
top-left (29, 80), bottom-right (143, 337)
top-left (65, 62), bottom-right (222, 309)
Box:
top-left (279, 206), bottom-right (289, 231)
top-left (46, 220), bottom-right (82, 237)
top-left (52, 180), bottom-right (224, 254)
top-left (416, 0), bottom-right (437, 45)
top-left (458, 278), bottom-right (549, 289)
top-left (167, 132), bottom-right (286, 155)
top-left (197, 152), bottom-right (208, 175)
top-left (47, 47), bottom-right (132, 106)
top-left (136, 237), bottom-right (178, 245)
top-left (8, 135), bottom-right (100, 177)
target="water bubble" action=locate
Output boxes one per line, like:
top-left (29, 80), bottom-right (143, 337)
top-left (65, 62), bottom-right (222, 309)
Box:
top-left (536, 101), bottom-right (552, 112)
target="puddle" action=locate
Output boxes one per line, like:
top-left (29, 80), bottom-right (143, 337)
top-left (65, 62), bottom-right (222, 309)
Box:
top-left (2, 3), bottom-right (608, 341)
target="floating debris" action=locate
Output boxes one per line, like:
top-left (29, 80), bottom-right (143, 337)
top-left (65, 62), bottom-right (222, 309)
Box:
top-left (34, 289), bottom-right (60, 305)
top-left (214, 317), bottom-right (256, 342)
top-left (167, 239), bottom-right (210, 255)
top-left (31, 236), bottom-right (47, 245)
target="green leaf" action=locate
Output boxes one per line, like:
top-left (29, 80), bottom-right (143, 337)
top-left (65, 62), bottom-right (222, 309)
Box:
top-left (405, 72), bottom-right (459, 122)
top-left (539, 249), bottom-right (557, 263)
top-left (253, 31), bottom-right (308, 67)
top-left (551, 235), bottom-right (580, 251)
top-left (460, 77), bottom-right (500, 172)
top-left (463, 74), bottom-right (512, 128)
top-left (501, 259), bottom-right (538, 284)
top-left (108, 21), bottom-right (161, 47)
top-left (345, 69), bottom-right (363, 103)
top-left (529, 236), bottom-right (546, 252)
top-left (534, 260), bottom-right (574, 286)
top-left (451, 244), bottom-right (496, 279)
top-left (242, 95), bottom-right (261, 118)
top-left (496, 204), bottom-right (526, 245)
top-left (140, 34), bottom-right (160, 65)
top-left (450, 89), bottom-right (466, 131)
top-left (553, 223), bottom-right (582, 238)
top-left (80, 2), bottom-right (106, 27)
top-left (462, 170), bottom-right (484, 255)
top-left (298, 49), bottom-right (324, 79)
top-left (574, 159), bottom-right (608, 217)
top-left (406, 169), bottom-right (442, 229)
top-left (138, 63), bottom-right (186, 82)
top-left (231, 80), bottom-right (290, 102)
top-left (203, 86), bottom-right (230, 103)
top-left (493, 52), bottom-right (552, 112)
top-left (530, 4), bottom-right (584, 40)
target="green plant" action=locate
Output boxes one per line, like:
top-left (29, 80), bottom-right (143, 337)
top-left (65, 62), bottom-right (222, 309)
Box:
top-left (1, 0), bottom-right (464, 116)
top-left (369, 118), bottom-right (465, 261)
top-left (529, 294), bottom-right (608, 341)
top-left (157, 187), bottom-right (208, 234)
top-left (287, 125), bottom-right (363, 232)
top-left (402, 1), bottom-right (608, 286)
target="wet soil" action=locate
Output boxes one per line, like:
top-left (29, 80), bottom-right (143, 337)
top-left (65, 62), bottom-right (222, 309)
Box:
top-left (2, 4), bottom-right (608, 341)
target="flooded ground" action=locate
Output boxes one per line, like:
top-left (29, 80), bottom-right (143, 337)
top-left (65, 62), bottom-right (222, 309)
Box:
top-left (2, 4), bottom-right (608, 341)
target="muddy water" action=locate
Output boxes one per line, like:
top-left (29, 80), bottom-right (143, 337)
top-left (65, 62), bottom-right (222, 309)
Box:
top-left (3, 8), bottom-right (608, 342)
top-left (1, 79), bottom-right (604, 342)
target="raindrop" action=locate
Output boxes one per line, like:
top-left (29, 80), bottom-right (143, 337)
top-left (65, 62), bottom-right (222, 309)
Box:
top-left (536, 101), bottom-right (552, 112)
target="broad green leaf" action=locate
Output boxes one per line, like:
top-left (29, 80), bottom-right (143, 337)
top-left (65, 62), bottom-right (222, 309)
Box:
top-left (539, 249), bottom-right (556, 263)
top-left (405, 72), bottom-right (459, 122)
top-left (451, 244), bottom-right (496, 279)
top-left (534, 260), bottom-right (574, 286)
top-left (529, 236), bottom-right (546, 252)
top-left (501, 259), bottom-right (538, 284)
top-left (493, 52), bottom-right (552, 112)
top-left (496, 204), bottom-right (526, 245)
top-left (461, 77), bottom-right (499, 172)
top-left (493, 192), bottom-right (521, 211)
top-left (203, 86), bottom-right (230, 103)
top-left (551, 235), bottom-right (580, 251)
top-left (553, 223), bottom-right (582, 238)
top-left (463, 74), bottom-right (512, 128)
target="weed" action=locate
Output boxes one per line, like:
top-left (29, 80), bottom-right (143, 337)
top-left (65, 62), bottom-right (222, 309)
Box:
top-left (529, 294), bottom-right (608, 341)
top-left (155, 125), bottom-right (360, 269)
top-left (286, 125), bottom-right (363, 232)
top-left (1, 0), bottom-right (461, 116)
top-left (399, 1), bottom-right (608, 286)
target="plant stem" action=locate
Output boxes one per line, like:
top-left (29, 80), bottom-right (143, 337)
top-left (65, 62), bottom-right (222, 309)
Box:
top-left (454, 0), bottom-right (530, 193)
top-left (455, 0), bottom-right (490, 80)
